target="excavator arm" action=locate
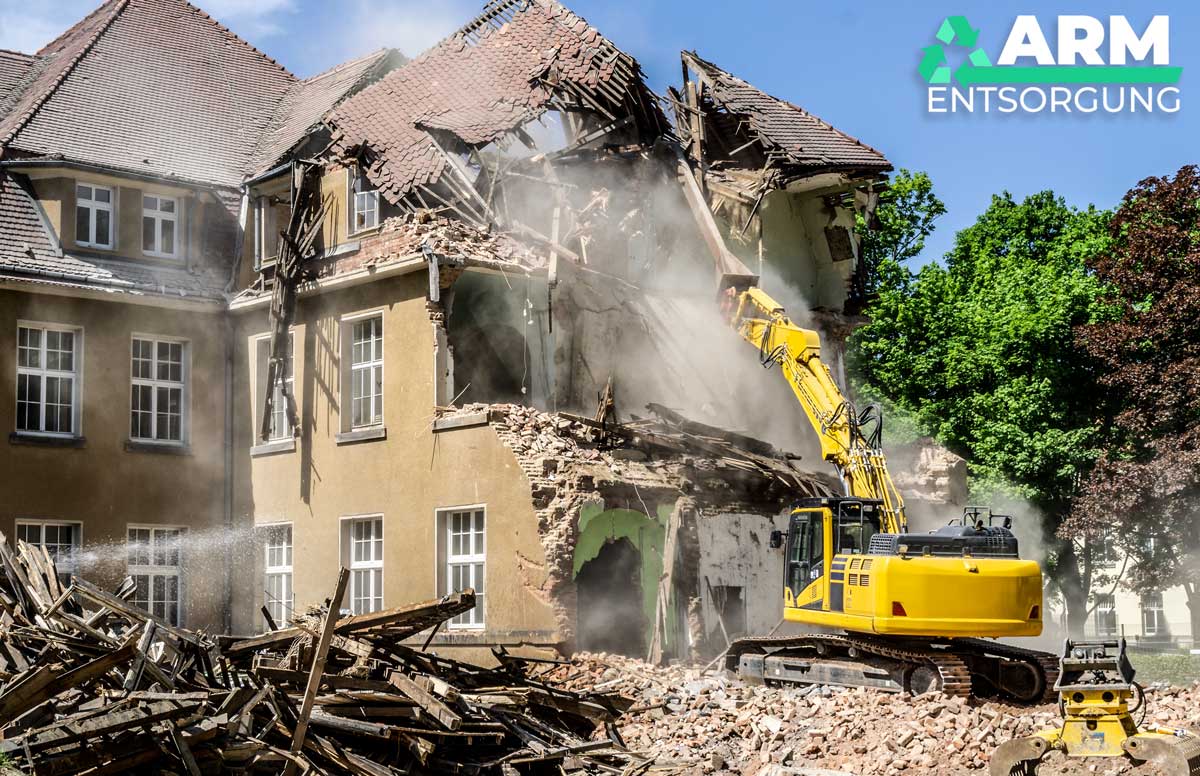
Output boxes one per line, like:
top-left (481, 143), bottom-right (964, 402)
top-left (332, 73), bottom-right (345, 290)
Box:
top-left (723, 285), bottom-right (907, 534)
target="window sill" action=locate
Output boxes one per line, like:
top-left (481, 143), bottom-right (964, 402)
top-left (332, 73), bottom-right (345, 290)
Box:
top-left (9, 432), bottom-right (86, 448)
top-left (336, 426), bottom-right (387, 445)
top-left (321, 240), bottom-right (362, 258)
top-left (432, 412), bottom-right (489, 433)
top-left (251, 437), bottom-right (296, 457)
top-left (125, 440), bottom-right (191, 456)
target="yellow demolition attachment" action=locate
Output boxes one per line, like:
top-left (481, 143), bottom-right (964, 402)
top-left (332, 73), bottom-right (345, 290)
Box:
top-left (990, 639), bottom-right (1200, 775)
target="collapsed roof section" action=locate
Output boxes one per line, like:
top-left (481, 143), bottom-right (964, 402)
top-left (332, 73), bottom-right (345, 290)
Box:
top-left (326, 0), bottom-right (667, 218)
top-left (677, 51), bottom-right (891, 189)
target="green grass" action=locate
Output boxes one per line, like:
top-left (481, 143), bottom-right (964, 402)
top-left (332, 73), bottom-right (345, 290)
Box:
top-left (1128, 651), bottom-right (1200, 686)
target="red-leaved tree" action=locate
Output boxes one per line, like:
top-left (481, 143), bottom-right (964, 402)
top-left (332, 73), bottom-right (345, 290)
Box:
top-left (1070, 165), bottom-right (1200, 642)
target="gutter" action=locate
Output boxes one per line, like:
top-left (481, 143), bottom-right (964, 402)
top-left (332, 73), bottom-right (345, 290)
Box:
top-left (0, 158), bottom-right (226, 193)
top-left (242, 161), bottom-right (291, 190)
top-left (0, 277), bottom-right (224, 312)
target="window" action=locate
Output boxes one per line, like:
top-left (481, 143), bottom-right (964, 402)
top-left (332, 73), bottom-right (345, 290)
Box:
top-left (127, 526), bottom-right (183, 626)
top-left (351, 173), bottom-right (379, 233)
top-left (1141, 592), bottom-right (1166, 639)
top-left (262, 524), bottom-right (293, 626)
top-left (142, 195), bottom-right (178, 258)
top-left (343, 516), bottom-right (383, 615)
top-left (1092, 534), bottom-right (1118, 567)
top-left (257, 333), bottom-right (294, 440)
top-left (17, 325), bottom-right (80, 436)
top-left (16, 520), bottom-right (81, 583)
top-left (1094, 593), bottom-right (1118, 638)
top-left (130, 337), bottom-right (186, 443)
top-left (443, 507), bottom-right (485, 628)
top-left (75, 184), bottom-right (113, 249)
top-left (349, 316), bottom-right (383, 428)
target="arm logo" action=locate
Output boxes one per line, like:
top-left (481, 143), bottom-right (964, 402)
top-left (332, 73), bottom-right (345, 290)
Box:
top-left (920, 15), bottom-right (1182, 114)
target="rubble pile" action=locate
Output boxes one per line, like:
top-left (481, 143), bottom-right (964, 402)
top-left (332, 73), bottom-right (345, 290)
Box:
top-left (549, 653), bottom-right (1200, 776)
top-left (0, 539), bottom-right (652, 775)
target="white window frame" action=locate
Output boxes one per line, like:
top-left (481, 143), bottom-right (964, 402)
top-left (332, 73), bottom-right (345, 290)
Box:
top-left (1141, 592), bottom-right (1165, 638)
top-left (438, 505), bottom-right (486, 629)
top-left (142, 194), bottom-right (180, 259)
top-left (127, 524), bottom-right (185, 626)
top-left (130, 335), bottom-right (188, 445)
top-left (1094, 593), bottom-right (1118, 639)
top-left (75, 183), bottom-right (114, 249)
top-left (340, 515), bottom-right (383, 615)
top-left (16, 322), bottom-right (83, 437)
top-left (261, 523), bottom-right (294, 627)
top-left (15, 519), bottom-right (82, 582)
top-left (348, 168), bottom-right (380, 234)
top-left (256, 332), bottom-right (295, 441)
top-left (342, 310), bottom-right (384, 430)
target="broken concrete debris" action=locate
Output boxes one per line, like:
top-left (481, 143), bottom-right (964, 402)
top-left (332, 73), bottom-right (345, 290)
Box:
top-left (547, 653), bottom-right (1200, 776)
top-left (0, 539), bottom-right (650, 775)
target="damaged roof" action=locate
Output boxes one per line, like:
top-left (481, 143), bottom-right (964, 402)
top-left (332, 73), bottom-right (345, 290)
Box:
top-left (0, 50), bottom-right (36, 107)
top-left (0, 0), bottom-right (296, 187)
top-left (327, 0), bottom-right (652, 204)
top-left (684, 52), bottom-right (890, 177)
top-left (0, 172), bottom-right (228, 303)
top-left (250, 48), bottom-right (403, 176)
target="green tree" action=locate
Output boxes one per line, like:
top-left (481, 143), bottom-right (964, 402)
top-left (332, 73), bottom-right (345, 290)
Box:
top-left (855, 169), bottom-right (946, 297)
top-left (850, 190), bottom-right (1113, 632)
top-left (1071, 165), bottom-right (1200, 642)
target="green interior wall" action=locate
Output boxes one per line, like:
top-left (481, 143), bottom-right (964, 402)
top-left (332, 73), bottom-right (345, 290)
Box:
top-left (572, 502), bottom-right (675, 653)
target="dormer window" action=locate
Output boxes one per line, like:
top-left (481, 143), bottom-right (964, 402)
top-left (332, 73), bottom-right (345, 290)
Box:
top-left (143, 195), bottom-right (178, 258)
top-left (76, 184), bottom-right (113, 249)
top-left (351, 173), bottom-right (379, 233)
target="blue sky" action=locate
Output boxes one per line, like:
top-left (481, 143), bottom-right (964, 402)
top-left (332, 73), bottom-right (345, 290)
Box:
top-left (3, 1), bottom-right (1194, 264)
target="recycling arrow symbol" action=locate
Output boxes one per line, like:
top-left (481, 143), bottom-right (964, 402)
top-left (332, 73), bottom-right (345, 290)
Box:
top-left (919, 15), bottom-right (991, 85)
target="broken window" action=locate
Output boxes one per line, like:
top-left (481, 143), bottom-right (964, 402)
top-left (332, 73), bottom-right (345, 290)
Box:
top-left (347, 316), bottom-right (383, 429)
top-left (142, 194), bottom-right (179, 258)
top-left (75, 183), bottom-right (113, 249)
top-left (17, 324), bottom-right (80, 436)
top-left (1094, 593), bottom-right (1118, 639)
top-left (256, 333), bottom-right (294, 441)
top-left (131, 337), bottom-right (186, 443)
top-left (350, 171), bottom-right (379, 233)
top-left (16, 520), bottom-right (81, 584)
top-left (262, 524), bottom-right (293, 626)
top-left (342, 516), bottom-right (383, 614)
top-left (127, 526), bottom-right (183, 626)
top-left (439, 508), bottom-right (485, 629)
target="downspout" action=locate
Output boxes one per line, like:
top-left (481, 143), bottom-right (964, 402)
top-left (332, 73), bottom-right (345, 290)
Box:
top-left (223, 314), bottom-right (234, 635)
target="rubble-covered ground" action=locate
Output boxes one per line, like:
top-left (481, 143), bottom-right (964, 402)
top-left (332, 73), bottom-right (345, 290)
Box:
top-left (548, 653), bottom-right (1200, 776)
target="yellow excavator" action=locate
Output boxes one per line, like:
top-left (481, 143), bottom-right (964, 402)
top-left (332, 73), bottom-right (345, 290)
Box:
top-left (719, 285), bottom-right (1056, 702)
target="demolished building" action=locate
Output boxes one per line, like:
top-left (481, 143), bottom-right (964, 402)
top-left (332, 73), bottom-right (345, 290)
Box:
top-left (0, 0), bottom-right (972, 665)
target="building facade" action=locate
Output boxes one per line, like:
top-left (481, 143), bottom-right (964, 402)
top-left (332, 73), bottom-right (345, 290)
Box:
top-left (1, 0), bottom-right (895, 661)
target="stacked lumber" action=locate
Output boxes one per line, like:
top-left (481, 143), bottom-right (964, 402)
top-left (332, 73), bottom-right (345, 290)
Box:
top-left (0, 538), bottom-right (654, 775)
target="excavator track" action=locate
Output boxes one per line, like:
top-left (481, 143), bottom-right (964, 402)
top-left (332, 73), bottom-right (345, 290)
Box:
top-left (727, 633), bottom-right (1054, 704)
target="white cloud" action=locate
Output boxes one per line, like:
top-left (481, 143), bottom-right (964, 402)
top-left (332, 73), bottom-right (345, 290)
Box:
top-left (199, 0), bottom-right (296, 37)
top-left (340, 0), bottom-right (477, 60)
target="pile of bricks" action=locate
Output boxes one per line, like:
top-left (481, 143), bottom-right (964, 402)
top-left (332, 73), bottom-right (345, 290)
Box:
top-left (547, 652), bottom-right (1200, 776)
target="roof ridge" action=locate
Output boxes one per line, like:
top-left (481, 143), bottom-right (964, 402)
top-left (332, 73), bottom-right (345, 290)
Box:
top-left (1, 0), bottom-right (129, 147)
top-left (35, 0), bottom-right (123, 56)
top-left (178, 0), bottom-right (296, 80)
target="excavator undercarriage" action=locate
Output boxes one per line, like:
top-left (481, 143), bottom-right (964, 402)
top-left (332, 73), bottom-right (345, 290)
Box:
top-left (728, 633), bottom-right (1058, 704)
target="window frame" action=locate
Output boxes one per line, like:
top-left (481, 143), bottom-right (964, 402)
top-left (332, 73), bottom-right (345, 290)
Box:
top-left (260, 522), bottom-right (294, 627)
top-left (1094, 592), bottom-right (1118, 639)
top-left (15, 519), bottom-right (82, 582)
top-left (340, 514), bottom-right (384, 615)
top-left (348, 168), bottom-right (380, 235)
top-left (129, 334), bottom-right (189, 445)
top-left (15, 321), bottom-right (83, 438)
top-left (341, 310), bottom-right (385, 431)
top-left (255, 332), bottom-right (295, 441)
top-left (75, 183), bottom-right (115, 250)
top-left (1141, 591), bottom-right (1165, 638)
top-left (437, 505), bottom-right (486, 630)
top-left (126, 524), bottom-right (185, 626)
top-left (142, 193), bottom-right (180, 259)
